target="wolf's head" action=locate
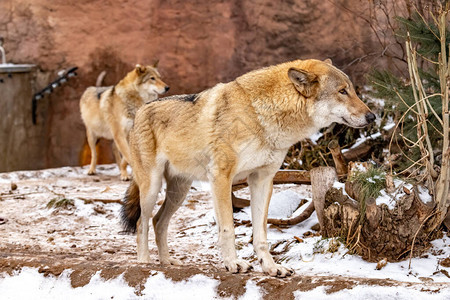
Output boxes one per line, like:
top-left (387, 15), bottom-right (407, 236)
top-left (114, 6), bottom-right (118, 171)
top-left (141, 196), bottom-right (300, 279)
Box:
top-left (288, 59), bottom-right (375, 129)
top-left (133, 62), bottom-right (170, 101)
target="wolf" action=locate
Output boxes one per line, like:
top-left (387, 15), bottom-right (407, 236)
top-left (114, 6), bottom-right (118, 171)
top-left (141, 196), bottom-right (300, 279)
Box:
top-left (121, 59), bottom-right (375, 277)
top-left (79, 63), bottom-right (169, 180)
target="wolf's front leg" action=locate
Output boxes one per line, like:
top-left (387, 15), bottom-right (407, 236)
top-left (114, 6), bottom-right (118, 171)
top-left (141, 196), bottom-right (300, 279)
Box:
top-left (211, 175), bottom-right (251, 273)
top-left (248, 170), bottom-right (294, 277)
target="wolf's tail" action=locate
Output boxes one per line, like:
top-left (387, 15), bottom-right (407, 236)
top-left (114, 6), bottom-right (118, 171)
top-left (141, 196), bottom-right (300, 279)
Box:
top-left (120, 179), bottom-right (141, 233)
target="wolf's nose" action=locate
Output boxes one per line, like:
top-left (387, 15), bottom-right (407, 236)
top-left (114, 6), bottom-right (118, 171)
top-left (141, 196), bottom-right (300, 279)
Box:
top-left (164, 86), bottom-right (170, 92)
top-left (365, 112), bottom-right (376, 124)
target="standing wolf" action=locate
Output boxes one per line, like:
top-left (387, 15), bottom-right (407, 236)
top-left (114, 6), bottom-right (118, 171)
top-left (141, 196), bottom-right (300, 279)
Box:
top-left (121, 59), bottom-right (375, 277)
top-left (80, 63), bottom-right (169, 180)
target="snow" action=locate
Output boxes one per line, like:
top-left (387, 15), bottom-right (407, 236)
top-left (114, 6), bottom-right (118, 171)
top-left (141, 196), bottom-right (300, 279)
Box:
top-left (363, 92), bottom-right (386, 109)
top-left (375, 178), bottom-right (414, 210)
top-left (294, 284), bottom-right (446, 300)
top-left (418, 185), bottom-right (433, 203)
top-left (280, 234), bottom-right (450, 285)
top-left (340, 114), bottom-right (395, 154)
top-left (0, 164), bottom-right (449, 299)
top-left (375, 189), bottom-right (396, 208)
top-left (309, 132), bottom-right (323, 145)
top-left (383, 120), bottom-right (396, 131)
top-left (267, 190), bottom-right (303, 219)
top-left (332, 181), bottom-right (353, 199)
top-left (0, 268), bottom-right (136, 300)
top-left (343, 132), bottom-right (382, 152)
top-left (0, 268), bottom-right (263, 300)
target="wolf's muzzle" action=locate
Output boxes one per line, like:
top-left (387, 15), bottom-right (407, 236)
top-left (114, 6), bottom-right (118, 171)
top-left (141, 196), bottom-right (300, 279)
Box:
top-left (365, 112), bottom-right (376, 124)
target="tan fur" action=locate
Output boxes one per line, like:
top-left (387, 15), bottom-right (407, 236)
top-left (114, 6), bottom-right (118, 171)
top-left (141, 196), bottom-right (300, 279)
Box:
top-left (123, 59), bottom-right (374, 276)
top-left (80, 64), bottom-right (169, 180)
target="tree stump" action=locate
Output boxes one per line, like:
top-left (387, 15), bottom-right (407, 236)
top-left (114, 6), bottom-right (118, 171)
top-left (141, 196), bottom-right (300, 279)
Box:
top-left (321, 181), bottom-right (436, 262)
top-left (310, 167), bottom-right (338, 231)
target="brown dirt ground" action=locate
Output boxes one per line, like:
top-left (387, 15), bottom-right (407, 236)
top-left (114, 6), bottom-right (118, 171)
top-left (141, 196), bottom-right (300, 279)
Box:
top-left (0, 165), bottom-right (448, 299)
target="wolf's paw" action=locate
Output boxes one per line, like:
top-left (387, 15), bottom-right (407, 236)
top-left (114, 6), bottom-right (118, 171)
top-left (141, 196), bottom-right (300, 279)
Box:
top-left (160, 257), bottom-right (183, 266)
top-left (224, 259), bottom-right (252, 274)
top-left (137, 254), bottom-right (151, 264)
top-left (87, 169), bottom-right (96, 176)
top-left (262, 262), bottom-right (294, 278)
top-left (120, 174), bottom-right (130, 181)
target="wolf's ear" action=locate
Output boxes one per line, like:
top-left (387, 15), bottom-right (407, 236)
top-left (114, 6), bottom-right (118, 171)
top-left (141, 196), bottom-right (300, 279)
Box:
top-left (288, 68), bottom-right (319, 98)
top-left (324, 58), bottom-right (332, 65)
top-left (135, 64), bottom-right (146, 75)
top-left (152, 59), bottom-right (159, 68)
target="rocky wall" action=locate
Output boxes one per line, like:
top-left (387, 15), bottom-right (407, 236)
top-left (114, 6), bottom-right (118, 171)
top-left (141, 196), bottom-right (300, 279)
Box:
top-left (0, 0), bottom-right (383, 169)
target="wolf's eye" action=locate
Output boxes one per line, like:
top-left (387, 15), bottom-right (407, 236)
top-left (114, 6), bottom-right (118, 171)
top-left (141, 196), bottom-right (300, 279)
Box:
top-left (339, 89), bottom-right (347, 95)
top-left (150, 77), bottom-right (156, 80)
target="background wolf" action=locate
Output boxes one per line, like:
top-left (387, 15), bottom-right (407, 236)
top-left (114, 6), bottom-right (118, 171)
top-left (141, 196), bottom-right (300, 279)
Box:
top-left (121, 59), bottom-right (375, 277)
top-left (79, 63), bottom-right (169, 180)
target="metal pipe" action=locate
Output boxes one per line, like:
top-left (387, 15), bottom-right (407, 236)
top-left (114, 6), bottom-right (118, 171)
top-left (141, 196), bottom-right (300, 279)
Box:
top-left (0, 37), bottom-right (5, 64)
top-left (0, 47), bottom-right (5, 64)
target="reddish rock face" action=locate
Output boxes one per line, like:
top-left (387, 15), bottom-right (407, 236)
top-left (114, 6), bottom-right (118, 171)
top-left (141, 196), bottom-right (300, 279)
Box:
top-left (0, 0), bottom-right (383, 169)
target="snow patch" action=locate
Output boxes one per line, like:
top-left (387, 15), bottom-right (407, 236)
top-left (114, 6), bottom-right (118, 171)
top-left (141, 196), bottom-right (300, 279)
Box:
top-left (418, 186), bottom-right (433, 203)
top-left (0, 268), bottom-right (264, 300)
top-left (294, 284), bottom-right (449, 300)
top-left (309, 132), bottom-right (323, 145)
top-left (0, 268), bottom-right (135, 300)
top-left (267, 190), bottom-right (303, 219)
top-left (375, 178), bottom-right (414, 210)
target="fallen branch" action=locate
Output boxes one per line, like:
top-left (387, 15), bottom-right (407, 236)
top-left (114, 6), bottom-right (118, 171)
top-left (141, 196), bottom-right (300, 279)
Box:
top-left (267, 201), bottom-right (315, 225)
top-left (231, 193), bottom-right (250, 209)
top-left (342, 140), bottom-right (374, 162)
top-left (233, 170), bottom-right (311, 188)
top-left (232, 170), bottom-right (313, 207)
top-left (0, 191), bottom-right (44, 199)
top-left (267, 167), bottom-right (339, 227)
top-left (77, 197), bottom-right (123, 204)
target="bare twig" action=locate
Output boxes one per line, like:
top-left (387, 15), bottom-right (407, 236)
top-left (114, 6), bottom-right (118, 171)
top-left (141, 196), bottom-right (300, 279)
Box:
top-left (408, 211), bottom-right (439, 269)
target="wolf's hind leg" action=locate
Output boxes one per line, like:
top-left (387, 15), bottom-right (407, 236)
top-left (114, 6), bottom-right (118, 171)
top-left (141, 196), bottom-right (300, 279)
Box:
top-left (112, 142), bottom-right (129, 181)
top-left (153, 173), bottom-right (192, 265)
top-left (86, 130), bottom-right (98, 175)
top-left (136, 170), bottom-right (163, 263)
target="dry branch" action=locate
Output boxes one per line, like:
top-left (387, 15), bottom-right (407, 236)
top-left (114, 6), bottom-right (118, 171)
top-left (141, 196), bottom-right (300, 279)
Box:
top-left (267, 201), bottom-right (315, 226)
top-left (233, 170), bottom-right (311, 187)
top-left (342, 140), bottom-right (375, 162)
top-left (272, 170), bottom-right (311, 184)
top-left (328, 140), bottom-right (348, 175)
top-left (77, 197), bottom-right (123, 204)
top-left (231, 193), bottom-right (250, 209)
